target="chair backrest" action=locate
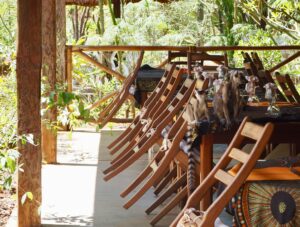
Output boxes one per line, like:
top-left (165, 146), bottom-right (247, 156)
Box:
top-left (150, 68), bottom-right (185, 120)
top-left (251, 52), bottom-right (264, 70)
top-left (275, 72), bottom-right (300, 103)
top-left (248, 52), bottom-right (286, 101)
top-left (242, 52), bottom-right (267, 88)
top-left (187, 52), bottom-right (228, 77)
top-left (152, 77), bottom-right (196, 129)
top-left (173, 117), bottom-right (274, 227)
top-left (168, 51), bottom-right (187, 63)
top-left (142, 63), bottom-right (176, 111)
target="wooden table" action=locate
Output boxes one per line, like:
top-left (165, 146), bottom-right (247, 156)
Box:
top-left (199, 103), bottom-right (300, 210)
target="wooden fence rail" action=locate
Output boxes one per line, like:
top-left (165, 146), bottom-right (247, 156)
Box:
top-left (69, 45), bottom-right (300, 52)
top-left (65, 45), bottom-right (300, 124)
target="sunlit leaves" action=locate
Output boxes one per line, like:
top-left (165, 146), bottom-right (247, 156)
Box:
top-left (21, 192), bottom-right (33, 205)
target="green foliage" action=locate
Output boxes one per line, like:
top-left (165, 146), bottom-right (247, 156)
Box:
top-left (0, 72), bottom-right (18, 190)
top-left (43, 85), bottom-right (91, 130)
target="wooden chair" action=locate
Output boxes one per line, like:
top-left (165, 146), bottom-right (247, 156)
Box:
top-left (147, 149), bottom-right (202, 226)
top-left (275, 72), bottom-right (300, 103)
top-left (120, 113), bottom-right (187, 206)
top-left (103, 77), bottom-right (196, 181)
top-left (104, 67), bottom-right (185, 173)
top-left (97, 51), bottom-right (144, 127)
top-left (171, 117), bottom-right (274, 227)
top-left (242, 51), bottom-right (268, 89)
top-left (106, 63), bottom-right (177, 154)
top-left (187, 52), bottom-right (228, 76)
top-left (121, 80), bottom-right (208, 208)
top-left (105, 67), bottom-right (186, 165)
top-left (250, 52), bottom-right (286, 101)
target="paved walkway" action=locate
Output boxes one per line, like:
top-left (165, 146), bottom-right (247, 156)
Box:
top-left (42, 129), bottom-right (177, 227)
top-left (7, 128), bottom-right (231, 227)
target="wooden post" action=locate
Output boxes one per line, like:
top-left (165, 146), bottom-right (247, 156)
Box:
top-left (56, 0), bottom-right (66, 83)
top-left (66, 46), bottom-right (73, 92)
top-left (42, 0), bottom-right (57, 164)
top-left (200, 134), bottom-right (213, 211)
top-left (17, 0), bottom-right (42, 226)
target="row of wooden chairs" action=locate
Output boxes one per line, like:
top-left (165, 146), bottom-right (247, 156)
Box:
top-left (102, 51), bottom-right (280, 226)
top-left (242, 51), bottom-right (300, 104)
top-left (103, 52), bottom-right (215, 224)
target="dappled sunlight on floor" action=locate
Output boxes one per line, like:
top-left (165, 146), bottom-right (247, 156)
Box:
top-left (41, 130), bottom-right (177, 227)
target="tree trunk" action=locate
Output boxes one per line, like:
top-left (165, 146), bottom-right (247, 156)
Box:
top-left (42, 0), bottom-right (57, 164)
top-left (113, 0), bottom-right (121, 18)
top-left (17, 0), bottom-right (42, 226)
top-left (260, 0), bottom-right (267, 30)
top-left (98, 0), bottom-right (105, 35)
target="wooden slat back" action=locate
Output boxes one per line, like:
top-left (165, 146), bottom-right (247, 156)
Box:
top-left (168, 51), bottom-right (187, 63)
top-left (229, 148), bottom-right (249, 163)
top-left (166, 63), bottom-right (175, 72)
top-left (167, 84), bottom-right (173, 90)
top-left (275, 72), bottom-right (297, 103)
top-left (183, 78), bottom-right (194, 88)
top-left (189, 53), bottom-right (226, 62)
top-left (150, 161), bottom-right (158, 172)
top-left (214, 169), bottom-right (234, 185)
top-left (285, 74), bottom-right (300, 103)
top-left (177, 93), bottom-right (184, 100)
top-left (241, 122), bottom-right (264, 141)
top-left (262, 70), bottom-right (286, 101)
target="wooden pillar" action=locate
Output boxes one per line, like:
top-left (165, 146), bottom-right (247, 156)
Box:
top-left (66, 46), bottom-right (73, 92)
top-left (56, 0), bottom-right (66, 83)
top-left (200, 134), bottom-right (213, 211)
top-left (17, 0), bottom-right (42, 226)
top-left (42, 0), bottom-right (57, 164)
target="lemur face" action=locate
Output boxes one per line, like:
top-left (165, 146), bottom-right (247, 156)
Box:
top-left (230, 71), bottom-right (244, 86)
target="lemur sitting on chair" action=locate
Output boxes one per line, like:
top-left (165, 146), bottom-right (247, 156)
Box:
top-left (213, 67), bottom-right (244, 129)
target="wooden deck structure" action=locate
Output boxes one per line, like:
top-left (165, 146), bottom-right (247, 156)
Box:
top-left (16, 1), bottom-right (300, 226)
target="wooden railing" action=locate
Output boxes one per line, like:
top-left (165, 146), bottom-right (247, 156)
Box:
top-left (65, 45), bottom-right (300, 123)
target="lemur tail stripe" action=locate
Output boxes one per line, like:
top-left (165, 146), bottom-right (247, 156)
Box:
top-left (186, 123), bottom-right (196, 195)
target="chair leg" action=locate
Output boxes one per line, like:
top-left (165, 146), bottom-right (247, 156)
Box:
top-left (150, 186), bottom-right (188, 225)
top-left (110, 138), bottom-right (137, 165)
top-left (120, 151), bottom-right (165, 198)
top-left (103, 150), bottom-right (134, 175)
top-left (154, 166), bottom-right (177, 196)
top-left (110, 131), bottom-right (148, 165)
top-left (123, 162), bottom-right (170, 209)
top-left (122, 145), bottom-right (181, 209)
top-left (153, 169), bottom-right (169, 188)
top-left (146, 172), bottom-right (187, 215)
top-left (122, 123), bottom-right (187, 208)
top-left (107, 117), bottom-right (139, 150)
top-left (104, 134), bottom-right (160, 181)
top-left (109, 122), bottom-right (143, 155)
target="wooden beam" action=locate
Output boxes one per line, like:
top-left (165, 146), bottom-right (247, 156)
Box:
top-left (269, 51), bottom-right (300, 73)
top-left (42, 0), bottom-right (57, 164)
top-left (70, 45), bottom-right (300, 52)
top-left (86, 90), bottom-right (118, 110)
top-left (17, 0), bottom-right (42, 226)
top-left (76, 50), bottom-right (126, 81)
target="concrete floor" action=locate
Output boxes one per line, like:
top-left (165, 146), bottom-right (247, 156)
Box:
top-left (7, 128), bottom-right (232, 227)
top-left (42, 129), bottom-right (178, 227)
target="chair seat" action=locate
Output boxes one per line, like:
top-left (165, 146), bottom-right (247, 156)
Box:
top-left (229, 163), bottom-right (300, 181)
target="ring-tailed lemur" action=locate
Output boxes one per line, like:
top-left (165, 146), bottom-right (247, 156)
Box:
top-left (183, 71), bottom-right (209, 195)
